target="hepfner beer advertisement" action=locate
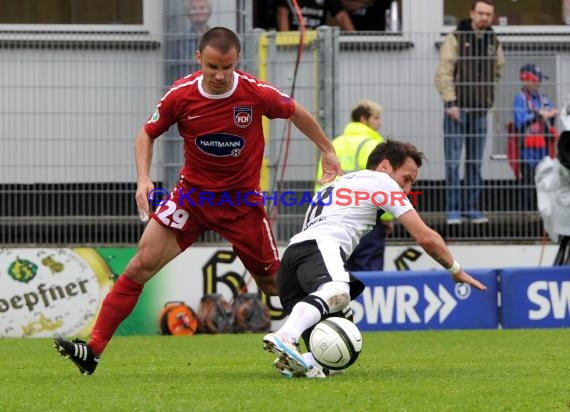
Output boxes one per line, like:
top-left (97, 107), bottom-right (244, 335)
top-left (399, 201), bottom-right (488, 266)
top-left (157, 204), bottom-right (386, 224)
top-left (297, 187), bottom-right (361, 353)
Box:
top-left (0, 245), bottom-right (562, 337)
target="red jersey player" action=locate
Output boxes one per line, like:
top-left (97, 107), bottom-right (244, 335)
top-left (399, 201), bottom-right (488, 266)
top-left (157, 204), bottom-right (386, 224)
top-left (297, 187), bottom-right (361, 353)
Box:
top-left (53, 27), bottom-right (342, 375)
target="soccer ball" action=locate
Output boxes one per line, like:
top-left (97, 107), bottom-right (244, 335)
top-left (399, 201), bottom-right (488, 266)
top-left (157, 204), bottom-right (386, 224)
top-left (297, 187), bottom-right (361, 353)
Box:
top-left (309, 317), bottom-right (363, 370)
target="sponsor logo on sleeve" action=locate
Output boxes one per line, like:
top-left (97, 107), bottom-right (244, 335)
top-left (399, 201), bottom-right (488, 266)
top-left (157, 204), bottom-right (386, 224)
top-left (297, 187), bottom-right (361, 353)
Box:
top-left (149, 109), bottom-right (160, 123)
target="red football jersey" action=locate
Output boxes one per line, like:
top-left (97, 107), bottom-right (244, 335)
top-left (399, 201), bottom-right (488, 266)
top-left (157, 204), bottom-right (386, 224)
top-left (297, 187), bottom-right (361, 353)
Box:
top-left (144, 70), bottom-right (296, 191)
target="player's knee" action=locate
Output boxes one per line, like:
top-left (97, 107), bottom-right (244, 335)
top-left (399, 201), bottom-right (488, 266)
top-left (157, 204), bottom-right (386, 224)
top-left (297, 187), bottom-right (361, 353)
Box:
top-left (124, 254), bottom-right (143, 276)
top-left (314, 282), bottom-right (350, 313)
top-left (123, 253), bottom-right (155, 284)
top-left (326, 291), bottom-right (350, 313)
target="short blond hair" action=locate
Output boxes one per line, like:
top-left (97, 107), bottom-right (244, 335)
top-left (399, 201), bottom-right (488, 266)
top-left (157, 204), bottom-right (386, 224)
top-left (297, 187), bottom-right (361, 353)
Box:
top-left (351, 100), bottom-right (382, 122)
top-left (186, 0), bottom-right (212, 13)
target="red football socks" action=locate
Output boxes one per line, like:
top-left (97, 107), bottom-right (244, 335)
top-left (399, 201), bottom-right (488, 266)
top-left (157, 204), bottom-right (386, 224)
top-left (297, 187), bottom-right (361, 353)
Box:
top-left (89, 275), bottom-right (144, 355)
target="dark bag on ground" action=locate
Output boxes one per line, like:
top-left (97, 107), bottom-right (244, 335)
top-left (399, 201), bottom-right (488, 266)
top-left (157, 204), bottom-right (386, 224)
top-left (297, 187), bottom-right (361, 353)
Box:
top-left (159, 301), bottom-right (199, 336)
top-left (232, 293), bottom-right (272, 333)
top-left (197, 294), bottom-right (235, 334)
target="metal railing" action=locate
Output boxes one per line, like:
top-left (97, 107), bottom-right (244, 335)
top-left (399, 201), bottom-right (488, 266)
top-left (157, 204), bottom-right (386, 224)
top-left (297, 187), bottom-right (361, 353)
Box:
top-left (1, 28), bottom-right (569, 245)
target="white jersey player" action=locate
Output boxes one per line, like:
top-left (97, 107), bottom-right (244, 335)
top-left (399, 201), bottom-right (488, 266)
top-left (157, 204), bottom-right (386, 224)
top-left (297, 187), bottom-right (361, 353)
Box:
top-left (292, 169), bottom-right (414, 257)
top-left (263, 139), bottom-right (488, 379)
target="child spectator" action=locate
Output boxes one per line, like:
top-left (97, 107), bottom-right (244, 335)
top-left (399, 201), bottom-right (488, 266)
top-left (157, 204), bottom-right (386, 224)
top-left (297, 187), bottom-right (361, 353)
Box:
top-left (513, 63), bottom-right (559, 210)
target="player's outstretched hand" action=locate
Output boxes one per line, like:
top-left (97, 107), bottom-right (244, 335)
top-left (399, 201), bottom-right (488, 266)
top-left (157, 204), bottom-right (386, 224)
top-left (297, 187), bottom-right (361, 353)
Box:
top-left (452, 270), bottom-right (487, 291)
top-left (320, 152), bottom-right (343, 184)
top-left (136, 178), bottom-right (154, 222)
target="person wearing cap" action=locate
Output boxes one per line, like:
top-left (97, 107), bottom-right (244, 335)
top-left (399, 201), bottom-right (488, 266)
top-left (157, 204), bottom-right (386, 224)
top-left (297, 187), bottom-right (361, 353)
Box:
top-left (513, 63), bottom-right (559, 210)
top-left (435, 0), bottom-right (505, 225)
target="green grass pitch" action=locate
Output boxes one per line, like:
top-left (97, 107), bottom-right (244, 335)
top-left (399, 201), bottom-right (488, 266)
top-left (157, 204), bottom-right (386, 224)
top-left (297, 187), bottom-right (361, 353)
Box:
top-left (1, 329), bottom-right (569, 411)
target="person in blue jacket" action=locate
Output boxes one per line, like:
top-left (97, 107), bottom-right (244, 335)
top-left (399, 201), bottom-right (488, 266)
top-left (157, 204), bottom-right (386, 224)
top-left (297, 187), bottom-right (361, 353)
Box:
top-left (513, 63), bottom-right (559, 210)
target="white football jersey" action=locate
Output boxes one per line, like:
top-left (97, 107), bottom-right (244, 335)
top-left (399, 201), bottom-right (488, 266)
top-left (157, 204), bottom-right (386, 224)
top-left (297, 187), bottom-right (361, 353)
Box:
top-left (290, 170), bottom-right (414, 256)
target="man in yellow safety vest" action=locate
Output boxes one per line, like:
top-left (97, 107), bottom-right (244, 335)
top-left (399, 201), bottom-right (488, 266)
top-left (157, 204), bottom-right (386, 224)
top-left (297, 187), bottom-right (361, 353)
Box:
top-left (315, 100), bottom-right (394, 270)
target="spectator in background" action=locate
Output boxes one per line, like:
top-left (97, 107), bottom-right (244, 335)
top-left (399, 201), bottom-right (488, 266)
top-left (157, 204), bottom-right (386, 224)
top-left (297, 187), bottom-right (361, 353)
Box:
top-left (276, 0), bottom-right (355, 31)
top-left (315, 100), bottom-right (393, 270)
top-left (186, 0), bottom-right (211, 34)
top-left (435, 0), bottom-right (505, 225)
top-left (513, 63), bottom-right (559, 210)
top-left (340, 0), bottom-right (394, 31)
top-left (164, 0), bottom-right (213, 189)
top-left (167, 0), bottom-right (212, 82)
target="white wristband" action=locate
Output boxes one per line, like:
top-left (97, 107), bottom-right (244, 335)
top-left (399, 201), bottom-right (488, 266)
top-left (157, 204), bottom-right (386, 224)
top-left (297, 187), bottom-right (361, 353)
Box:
top-left (447, 260), bottom-right (461, 275)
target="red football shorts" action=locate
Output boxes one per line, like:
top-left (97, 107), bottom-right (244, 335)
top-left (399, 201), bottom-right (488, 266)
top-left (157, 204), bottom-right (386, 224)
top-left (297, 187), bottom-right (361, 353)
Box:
top-left (151, 183), bottom-right (280, 278)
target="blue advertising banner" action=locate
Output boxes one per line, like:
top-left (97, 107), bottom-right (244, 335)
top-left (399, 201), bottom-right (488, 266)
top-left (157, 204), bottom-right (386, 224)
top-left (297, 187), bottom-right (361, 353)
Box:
top-left (352, 270), bottom-right (498, 331)
top-left (501, 266), bottom-right (570, 329)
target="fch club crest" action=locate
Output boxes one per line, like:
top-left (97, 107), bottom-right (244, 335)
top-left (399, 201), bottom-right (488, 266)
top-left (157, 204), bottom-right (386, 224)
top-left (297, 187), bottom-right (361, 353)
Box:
top-left (234, 106), bottom-right (252, 128)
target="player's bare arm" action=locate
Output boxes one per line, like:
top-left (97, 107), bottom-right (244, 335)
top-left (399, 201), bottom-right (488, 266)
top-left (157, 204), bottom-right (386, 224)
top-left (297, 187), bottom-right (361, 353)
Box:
top-left (290, 101), bottom-right (342, 183)
top-left (398, 210), bottom-right (487, 291)
top-left (335, 10), bottom-right (356, 32)
top-left (134, 128), bottom-right (156, 221)
top-left (276, 6), bottom-right (290, 31)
